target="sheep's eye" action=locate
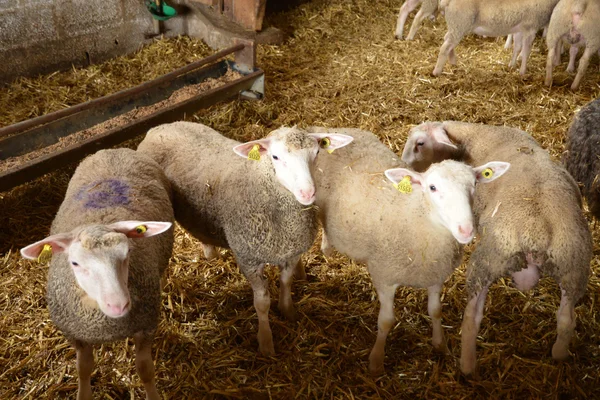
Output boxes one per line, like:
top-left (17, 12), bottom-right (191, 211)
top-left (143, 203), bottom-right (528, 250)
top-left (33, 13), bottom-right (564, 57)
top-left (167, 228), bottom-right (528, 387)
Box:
top-left (272, 155), bottom-right (279, 160)
top-left (429, 185), bottom-right (437, 192)
top-left (417, 141), bottom-right (425, 147)
top-left (71, 261), bottom-right (79, 267)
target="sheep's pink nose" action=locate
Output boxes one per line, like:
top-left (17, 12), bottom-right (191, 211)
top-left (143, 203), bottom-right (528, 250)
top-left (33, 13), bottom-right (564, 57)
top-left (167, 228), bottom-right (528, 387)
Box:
top-left (458, 223), bottom-right (474, 238)
top-left (299, 188), bottom-right (315, 201)
top-left (105, 300), bottom-right (130, 317)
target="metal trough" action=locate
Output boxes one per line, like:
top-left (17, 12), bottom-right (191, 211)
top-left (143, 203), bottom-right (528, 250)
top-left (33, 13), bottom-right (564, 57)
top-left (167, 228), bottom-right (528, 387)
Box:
top-left (0, 41), bottom-right (264, 193)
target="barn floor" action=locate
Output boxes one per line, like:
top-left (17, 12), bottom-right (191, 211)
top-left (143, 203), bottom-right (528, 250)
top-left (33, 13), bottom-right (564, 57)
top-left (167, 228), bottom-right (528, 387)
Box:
top-left (1, 0), bottom-right (600, 398)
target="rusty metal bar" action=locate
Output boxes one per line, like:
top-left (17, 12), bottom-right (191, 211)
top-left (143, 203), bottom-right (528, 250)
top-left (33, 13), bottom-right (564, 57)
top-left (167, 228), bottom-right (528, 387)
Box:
top-left (0, 43), bottom-right (245, 140)
top-left (0, 69), bottom-right (263, 193)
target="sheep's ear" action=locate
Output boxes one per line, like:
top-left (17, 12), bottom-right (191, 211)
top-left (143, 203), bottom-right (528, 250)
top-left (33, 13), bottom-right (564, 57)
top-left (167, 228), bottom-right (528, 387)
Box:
top-left (473, 162), bottom-right (511, 183)
top-left (20, 233), bottom-right (74, 260)
top-left (232, 138), bottom-right (271, 159)
top-left (108, 221), bottom-right (173, 238)
top-left (430, 124), bottom-right (458, 149)
top-left (384, 168), bottom-right (423, 188)
top-left (309, 133), bottom-right (354, 151)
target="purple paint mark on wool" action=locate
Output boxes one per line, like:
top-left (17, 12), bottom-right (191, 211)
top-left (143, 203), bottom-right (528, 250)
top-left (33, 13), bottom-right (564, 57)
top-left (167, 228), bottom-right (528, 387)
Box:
top-left (76, 179), bottom-right (131, 209)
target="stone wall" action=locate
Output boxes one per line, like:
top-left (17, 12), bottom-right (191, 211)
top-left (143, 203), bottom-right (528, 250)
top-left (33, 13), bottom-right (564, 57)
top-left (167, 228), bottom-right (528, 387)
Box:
top-left (0, 0), bottom-right (187, 83)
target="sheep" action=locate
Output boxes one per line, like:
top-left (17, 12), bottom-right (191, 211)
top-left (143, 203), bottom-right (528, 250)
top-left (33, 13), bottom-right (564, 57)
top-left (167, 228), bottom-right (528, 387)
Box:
top-left (402, 121), bottom-right (592, 375)
top-left (20, 149), bottom-right (174, 400)
top-left (308, 127), bottom-right (510, 375)
top-left (545, 0), bottom-right (600, 89)
top-left (137, 121), bottom-right (353, 356)
top-left (433, 0), bottom-right (559, 77)
top-left (394, 0), bottom-right (439, 40)
top-left (564, 96), bottom-right (600, 218)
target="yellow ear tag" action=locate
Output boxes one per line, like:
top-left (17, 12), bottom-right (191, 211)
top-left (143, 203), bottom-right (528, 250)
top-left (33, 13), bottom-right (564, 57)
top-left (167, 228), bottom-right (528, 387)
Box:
top-left (394, 176), bottom-right (413, 194)
top-left (37, 244), bottom-right (53, 264)
top-left (320, 137), bottom-right (334, 154)
top-left (248, 144), bottom-right (261, 161)
top-left (482, 168), bottom-right (494, 179)
top-left (135, 225), bottom-right (147, 235)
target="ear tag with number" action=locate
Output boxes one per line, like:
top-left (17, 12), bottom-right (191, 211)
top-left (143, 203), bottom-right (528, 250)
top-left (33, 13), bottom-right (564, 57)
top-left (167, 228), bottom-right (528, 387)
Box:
top-left (394, 176), bottom-right (413, 194)
top-left (248, 144), bottom-right (261, 161)
top-left (37, 244), bottom-right (53, 264)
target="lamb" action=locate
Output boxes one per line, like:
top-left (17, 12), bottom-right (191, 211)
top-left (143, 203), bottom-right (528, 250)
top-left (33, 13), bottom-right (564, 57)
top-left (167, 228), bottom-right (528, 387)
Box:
top-left (20, 149), bottom-right (174, 400)
top-left (137, 121), bottom-right (353, 356)
top-left (545, 0), bottom-right (600, 89)
top-left (433, 0), bottom-right (559, 77)
top-left (394, 0), bottom-right (439, 41)
top-left (564, 96), bottom-right (600, 218)
top-left (402, 121), bottom-right (592, 375)
top-left (309, 127), bottom-right (510, 375)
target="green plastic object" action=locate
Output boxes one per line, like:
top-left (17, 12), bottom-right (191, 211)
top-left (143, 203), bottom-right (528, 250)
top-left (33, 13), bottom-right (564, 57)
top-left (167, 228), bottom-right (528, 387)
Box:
top-left (145, 0), bottom-right (177, 21)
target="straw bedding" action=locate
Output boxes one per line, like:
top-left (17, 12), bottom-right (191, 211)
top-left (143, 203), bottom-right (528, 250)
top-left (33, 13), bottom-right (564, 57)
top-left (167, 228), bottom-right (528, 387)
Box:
top-left (1, 0), bottom-right (600, 398)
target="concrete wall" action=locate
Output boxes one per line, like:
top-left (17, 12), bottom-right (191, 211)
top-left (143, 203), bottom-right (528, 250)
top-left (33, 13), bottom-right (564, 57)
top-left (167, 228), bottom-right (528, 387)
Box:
top-left (0, 0), bottom-right (187, 83)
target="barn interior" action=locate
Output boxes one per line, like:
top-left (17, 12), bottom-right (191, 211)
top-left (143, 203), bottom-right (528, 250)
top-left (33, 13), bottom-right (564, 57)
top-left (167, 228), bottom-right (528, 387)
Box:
top-left (1, 0), bottom-right (600, 398)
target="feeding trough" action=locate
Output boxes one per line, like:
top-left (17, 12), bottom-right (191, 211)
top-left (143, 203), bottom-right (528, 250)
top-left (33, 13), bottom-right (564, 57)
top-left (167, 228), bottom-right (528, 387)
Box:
top-left (0, 41), bottom-right (264, 193)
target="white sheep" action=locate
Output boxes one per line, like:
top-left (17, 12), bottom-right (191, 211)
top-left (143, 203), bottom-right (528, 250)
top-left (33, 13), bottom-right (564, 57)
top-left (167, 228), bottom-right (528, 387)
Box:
top-left (394, 0), bottom-right (439, 40)
top-left (20, 149), bottom-right (174, 400)
top-left (402, 121), bottom-right (592, 375)
top-left (433, 0), bottom-right (559, 76)
top-left (137, 122), bottom-right (353, 356)
top-left (545, 0), bottom-right (600, 89)
top-left (309, 127), bottom-right (510, 375)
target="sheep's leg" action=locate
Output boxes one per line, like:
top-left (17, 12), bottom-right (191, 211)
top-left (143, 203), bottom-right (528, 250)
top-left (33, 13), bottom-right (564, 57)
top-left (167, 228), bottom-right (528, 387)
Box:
top-left (509, 33), bottom-right (523, 67)
top-left (407, 8), bottom-right (432, 40)
top-left (202, 244), bottom-right (218, 260)
top-left (295, 257), bottom-right (307, 281)
top-left (551, 289), bottom-right (575, 360)
top-left (519, 33), bottom-right (536, 75)
top-left (133, 332), bottom-right (160, 400)
top-left (368, 282), bottom-right (397, 376)
top-left (74, 341), bottom-right (94, 400)
top-left (554, 41), bottom-right (563, 66)
top-left (321, 230), bottom-right (334, 256)
top-left (460, 286), bottom-right (488, 375)
top-left (278, 256), bottom-right (300, 321)
top-left (567, 45), bottom-right (579, 73)
top-left (571, 47), bottom-right (594, 89)
top-left (244, 264), bottom-right (275, 356)
top-left (433, 31), bottom-right (463, 76)
top-left (546, 42), bottom-right (560, 86)
top-left (395, 0), bottom-right (420, 40)
top-left (504, 34), bottom-right (513, 50)
top-left (449, 48), bottom-right (457, 65)
top-left (428, 283), bottom-right (447, 353)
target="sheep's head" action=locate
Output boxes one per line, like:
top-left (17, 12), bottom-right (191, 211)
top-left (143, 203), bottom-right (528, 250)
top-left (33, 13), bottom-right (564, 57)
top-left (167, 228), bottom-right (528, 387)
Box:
top-left (233, 127), bottom-right (354, 205)
top-left (402, 122), bottom-right (459, 172)
top-left (385, 160), bottom-right (510, 244)
top-left (21, 221), bottom-right (172, 318)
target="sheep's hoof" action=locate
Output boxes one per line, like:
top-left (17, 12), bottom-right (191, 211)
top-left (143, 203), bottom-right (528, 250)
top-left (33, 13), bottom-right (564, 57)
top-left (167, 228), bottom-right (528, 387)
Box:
top-left (432, 339), bottom-right (449, 355)
top-left (460, 357), bottom-right (478, 377)
top-left (394, 34), bottom-right (403, 40)
top-left (368, 361), bottom-right (385, 377)
top-left (259, 341), bottom-right (276, 357)
top-left (552, 343), bottom-right (570, 361)
top-left (279, 304), bottom-right (298, 322)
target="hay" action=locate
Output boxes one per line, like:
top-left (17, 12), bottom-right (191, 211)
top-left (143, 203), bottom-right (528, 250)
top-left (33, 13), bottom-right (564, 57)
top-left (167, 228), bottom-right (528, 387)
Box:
top-left (1, 0), bottom-right (600, 398)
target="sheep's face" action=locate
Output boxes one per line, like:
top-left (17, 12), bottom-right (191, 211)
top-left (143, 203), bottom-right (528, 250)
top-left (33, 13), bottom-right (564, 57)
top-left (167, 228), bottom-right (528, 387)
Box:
top-left (20, 221), bottom-right (172, 318)
top-left (70, 227), bottom-right (131, 318)
top-left (233, 128), bottom-right (354, 205)
top-left (385, 160), bottom-right (510, 244)
top-left (402, 122), bottom-right (459, 172)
